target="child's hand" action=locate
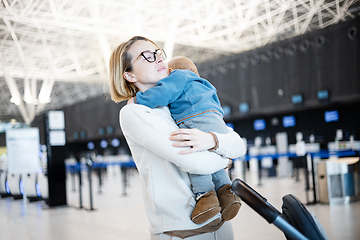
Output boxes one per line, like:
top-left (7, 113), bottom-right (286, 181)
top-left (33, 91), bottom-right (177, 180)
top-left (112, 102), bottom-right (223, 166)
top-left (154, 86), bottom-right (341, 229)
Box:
top-left (127, 97), bottom-right (135, 105)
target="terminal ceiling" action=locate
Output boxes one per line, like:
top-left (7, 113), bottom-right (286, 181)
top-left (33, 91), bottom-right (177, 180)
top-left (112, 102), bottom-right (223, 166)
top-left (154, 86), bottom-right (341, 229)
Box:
top-left (0, 0), bottom-right (359, 124)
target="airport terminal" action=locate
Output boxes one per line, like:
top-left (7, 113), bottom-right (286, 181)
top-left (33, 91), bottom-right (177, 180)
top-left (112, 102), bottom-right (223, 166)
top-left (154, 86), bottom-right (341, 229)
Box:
top-left (1, 1), bottom-right (360, 239)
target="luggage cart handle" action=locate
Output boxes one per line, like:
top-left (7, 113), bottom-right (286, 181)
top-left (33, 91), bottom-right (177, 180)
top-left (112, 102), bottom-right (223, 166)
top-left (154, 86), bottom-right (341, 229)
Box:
top-left (232, 178), bottom-right (280, 224)
top-left (232, 179), bottom-right (308, 240)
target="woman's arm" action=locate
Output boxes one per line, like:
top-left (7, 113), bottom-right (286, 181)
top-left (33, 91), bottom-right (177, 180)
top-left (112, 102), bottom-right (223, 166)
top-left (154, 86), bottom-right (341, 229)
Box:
top-left (170, 128), bottom-right (246, 158)
top-left (120, 104), bottom-right (229, 175)
top-left (169, 128), bottom-right (217, 154)
top-left (212, 130), bottom-right (246, 158)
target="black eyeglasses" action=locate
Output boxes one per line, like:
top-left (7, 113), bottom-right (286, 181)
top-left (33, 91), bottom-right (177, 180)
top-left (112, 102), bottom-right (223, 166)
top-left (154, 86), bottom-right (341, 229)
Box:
top-left (127, 49), bottom-right (166, 70)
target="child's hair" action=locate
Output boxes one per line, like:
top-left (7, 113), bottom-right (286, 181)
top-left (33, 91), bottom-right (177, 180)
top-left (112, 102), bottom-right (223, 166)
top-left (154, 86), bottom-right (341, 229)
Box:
top-left (168, 56), bottom-right (199, 76)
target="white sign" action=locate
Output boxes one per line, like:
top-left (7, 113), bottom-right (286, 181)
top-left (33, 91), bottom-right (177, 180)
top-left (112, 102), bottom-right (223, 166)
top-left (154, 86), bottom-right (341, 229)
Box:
top-left (6, 128), bottom-right (40, 174)
top-left (50, 130), bottom-right (66, 146)
top-left (48, 111), bottom-right (65, 130)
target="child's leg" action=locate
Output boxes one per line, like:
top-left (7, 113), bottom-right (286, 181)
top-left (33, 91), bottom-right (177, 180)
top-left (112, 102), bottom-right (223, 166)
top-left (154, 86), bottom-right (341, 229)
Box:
top-left (212, 169), bottom-right (241, 221)
top-left (178, 113), bottom-right (228, 134)
top-left (211, 169), bottom-right (232, 192)
top-left (189, 174), bottom-right (214, 197)
top-left (178, 114), bottom-right (229, 223)
top-left (188, 174), bottom-right (221, 224)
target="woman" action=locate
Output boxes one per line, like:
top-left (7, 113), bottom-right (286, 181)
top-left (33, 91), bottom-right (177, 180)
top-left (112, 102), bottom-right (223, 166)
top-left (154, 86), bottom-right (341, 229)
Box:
top-left (109, 36), bottom-right (246, 239)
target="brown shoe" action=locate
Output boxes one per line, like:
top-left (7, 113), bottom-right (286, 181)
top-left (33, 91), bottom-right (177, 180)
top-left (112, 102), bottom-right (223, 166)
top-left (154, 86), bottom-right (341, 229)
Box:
top-left (217, 184), bottom-right (241, 221)
top-left (191, 191), bottom-right (221, 224)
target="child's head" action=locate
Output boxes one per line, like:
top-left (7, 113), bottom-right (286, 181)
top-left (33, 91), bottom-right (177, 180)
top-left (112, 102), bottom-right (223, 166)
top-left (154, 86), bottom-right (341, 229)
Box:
top-left (168, 56), bottom-right (199, 76)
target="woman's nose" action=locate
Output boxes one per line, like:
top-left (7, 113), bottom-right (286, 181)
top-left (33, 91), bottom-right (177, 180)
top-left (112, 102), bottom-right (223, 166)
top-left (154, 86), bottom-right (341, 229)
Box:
top-left (156, 57), bottom-right (163, 64)
top-left (155, 52), bottom-right (165, 63)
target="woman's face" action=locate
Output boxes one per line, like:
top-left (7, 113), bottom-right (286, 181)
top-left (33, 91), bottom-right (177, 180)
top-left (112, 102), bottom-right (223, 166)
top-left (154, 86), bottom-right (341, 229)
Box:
top-left (125, 40), bottom-right (168, 92)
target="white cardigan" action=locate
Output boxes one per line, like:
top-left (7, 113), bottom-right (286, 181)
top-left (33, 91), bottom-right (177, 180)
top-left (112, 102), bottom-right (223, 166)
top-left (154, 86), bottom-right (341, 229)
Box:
top-left (120, 104), bottom-right (246, 234)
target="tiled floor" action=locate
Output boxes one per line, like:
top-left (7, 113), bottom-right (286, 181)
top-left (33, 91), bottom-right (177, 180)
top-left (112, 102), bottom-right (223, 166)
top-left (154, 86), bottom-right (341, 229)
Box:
top-left (1, 165), bottom-right (359, 240)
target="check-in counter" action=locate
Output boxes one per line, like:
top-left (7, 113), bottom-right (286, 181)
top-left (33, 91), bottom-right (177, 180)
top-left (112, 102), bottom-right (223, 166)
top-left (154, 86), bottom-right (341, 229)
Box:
top-left (317, 157), bottom-right (360, 205)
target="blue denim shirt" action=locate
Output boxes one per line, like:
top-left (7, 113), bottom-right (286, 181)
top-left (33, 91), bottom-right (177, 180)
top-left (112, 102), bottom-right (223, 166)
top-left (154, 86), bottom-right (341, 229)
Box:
top-left (135, 69), bottom-right (224, 124)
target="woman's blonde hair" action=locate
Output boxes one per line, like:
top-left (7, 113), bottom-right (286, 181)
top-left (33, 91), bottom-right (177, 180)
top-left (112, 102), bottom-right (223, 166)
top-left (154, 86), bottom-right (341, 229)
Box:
top-left (108, 36), bottom-right (161, 102)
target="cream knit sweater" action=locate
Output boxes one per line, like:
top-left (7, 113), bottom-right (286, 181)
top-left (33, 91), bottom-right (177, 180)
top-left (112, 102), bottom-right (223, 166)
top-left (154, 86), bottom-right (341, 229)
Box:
top-left (120, 104), bottom-right (246, 234)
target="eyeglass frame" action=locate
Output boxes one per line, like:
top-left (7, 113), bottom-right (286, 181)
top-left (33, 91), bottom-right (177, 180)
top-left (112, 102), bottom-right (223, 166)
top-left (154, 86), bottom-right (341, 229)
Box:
top-left (126, 49), bottom-right (167, 71)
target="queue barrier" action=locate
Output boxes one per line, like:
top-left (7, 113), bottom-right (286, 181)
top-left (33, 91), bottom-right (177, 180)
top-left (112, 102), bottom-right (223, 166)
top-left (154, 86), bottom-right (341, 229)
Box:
top-left (0, 169), bottom-right (11, 197)
top-left (65, 150), bottom-right (358, 207)
top-left (233, 149), bottom-right (359, 205)
top-left (65, 159), bottom-right (137, 209)
top-left (239, 149), bottom-right (358, 162)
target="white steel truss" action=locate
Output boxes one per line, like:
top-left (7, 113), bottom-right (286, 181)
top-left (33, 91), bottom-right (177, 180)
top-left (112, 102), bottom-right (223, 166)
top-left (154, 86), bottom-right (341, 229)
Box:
top-left (0, 0), bottom-right (359, 123)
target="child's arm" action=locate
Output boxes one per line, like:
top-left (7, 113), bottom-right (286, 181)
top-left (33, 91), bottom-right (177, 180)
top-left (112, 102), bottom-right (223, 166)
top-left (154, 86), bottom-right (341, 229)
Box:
top-left (135, 70), bottom-right (192, 108)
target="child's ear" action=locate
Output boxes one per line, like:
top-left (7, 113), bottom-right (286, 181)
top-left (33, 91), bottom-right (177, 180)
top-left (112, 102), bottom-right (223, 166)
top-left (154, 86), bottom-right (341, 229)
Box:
top-left (168, 68), bottom-right (174, 74)
top-left (123, 72), bottom-right (137, 82)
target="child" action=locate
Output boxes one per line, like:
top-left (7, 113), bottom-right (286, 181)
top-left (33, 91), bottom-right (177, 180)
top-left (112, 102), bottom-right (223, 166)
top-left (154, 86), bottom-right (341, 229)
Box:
top-left (133, 56), bottom-right (241, 224)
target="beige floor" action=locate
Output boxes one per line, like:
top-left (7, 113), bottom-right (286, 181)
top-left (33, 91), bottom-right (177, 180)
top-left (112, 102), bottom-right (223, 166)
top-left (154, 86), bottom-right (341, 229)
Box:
top-left (1, 166), bottom-right (359, 240)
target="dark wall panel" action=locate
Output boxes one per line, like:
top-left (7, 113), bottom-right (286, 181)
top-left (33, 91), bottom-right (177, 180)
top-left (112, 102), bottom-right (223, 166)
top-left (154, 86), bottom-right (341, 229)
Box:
top-left (198, 17), bottom-right (360, 119)
top-left (32, 95), bottom-right (126, 146)
top-left (231, 101), bottom-right (360, 147)
top-left (63, 95), bottom-right (126, 142)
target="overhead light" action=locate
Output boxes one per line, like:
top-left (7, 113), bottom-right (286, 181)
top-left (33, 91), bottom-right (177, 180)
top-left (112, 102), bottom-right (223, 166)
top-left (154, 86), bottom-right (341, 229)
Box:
top-left (80, 131), bottom-right (86, 139)
top-left (318, 89), bottom-right (329, 103)
top-left (222, 105), bottom-right (232, 117)
top-left (111, 138), bottom-right (120, 147)
top-left (98, 127), bottom-right (105, 135)
top-left (348, 27), bottom-right (357, 40)
top-left (87, 141), bottom-right (95, 150)
top-left (24, 98), bottom-right (32, 104)
top-left (274, 47), bottom-right (284, 59)
top-left (262, 50), bottom-right (272, 62)
top-left (73, 132), bottom-right (79, 139)
top-left (39, 96), bottom-right (51, 104)
top-left (271, 117), bottom-right (279, 126)
top-left (292, 94), bottom-right (303, 106)
top-left (316, 35), bottom-right (325, 47)
top-left (300, 40), bottom-right (311, 52)
top-left (277, 89), bottom-right (284, 97)
top-left (24, 92), bottom-right (33, 104)
top-left (239, 103), bottom-right (249, 113)
top-left (287, 43), bottom-right (297, 55)
top-left (10, 97), bottom-right (20, 105)
top-left (100, 140), bottom-right (108, 149)
top-left (107, 126), bottom-right (114, 134)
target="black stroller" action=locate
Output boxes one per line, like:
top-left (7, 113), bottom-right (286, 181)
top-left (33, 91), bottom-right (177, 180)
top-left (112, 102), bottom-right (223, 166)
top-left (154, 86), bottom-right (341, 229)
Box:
top-left (232, 179), bottom-right (328, 240)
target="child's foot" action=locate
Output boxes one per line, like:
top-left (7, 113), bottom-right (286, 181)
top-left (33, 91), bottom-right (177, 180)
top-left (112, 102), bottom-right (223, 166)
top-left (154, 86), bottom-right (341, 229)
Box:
top-left (191, 191), bottom-right (221, 224)
top-left (217, 184), bottom-right (242, 221)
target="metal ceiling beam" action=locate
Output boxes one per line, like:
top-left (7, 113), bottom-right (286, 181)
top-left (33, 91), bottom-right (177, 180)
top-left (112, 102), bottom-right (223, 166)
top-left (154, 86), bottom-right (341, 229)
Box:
top-left (1, 62), bottom-right (30, 123)
top-left (0, 0), bottom-right (358, 123)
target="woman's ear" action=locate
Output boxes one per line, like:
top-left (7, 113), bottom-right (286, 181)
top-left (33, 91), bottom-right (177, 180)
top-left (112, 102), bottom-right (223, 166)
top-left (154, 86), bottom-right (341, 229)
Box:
top-left (123, 72), bottom-right (137, 83)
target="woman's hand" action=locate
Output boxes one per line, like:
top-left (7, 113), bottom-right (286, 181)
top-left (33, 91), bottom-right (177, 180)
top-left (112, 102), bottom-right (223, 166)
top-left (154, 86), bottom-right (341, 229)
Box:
top-left (169, 128), bottom-right (216, 154)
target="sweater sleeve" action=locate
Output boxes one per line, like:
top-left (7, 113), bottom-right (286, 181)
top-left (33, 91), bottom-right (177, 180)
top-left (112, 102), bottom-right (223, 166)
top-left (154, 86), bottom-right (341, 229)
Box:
top-left (120, 104), bottom-right (229, 175)
top-left (212, 130), bottom-right (247, 158)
